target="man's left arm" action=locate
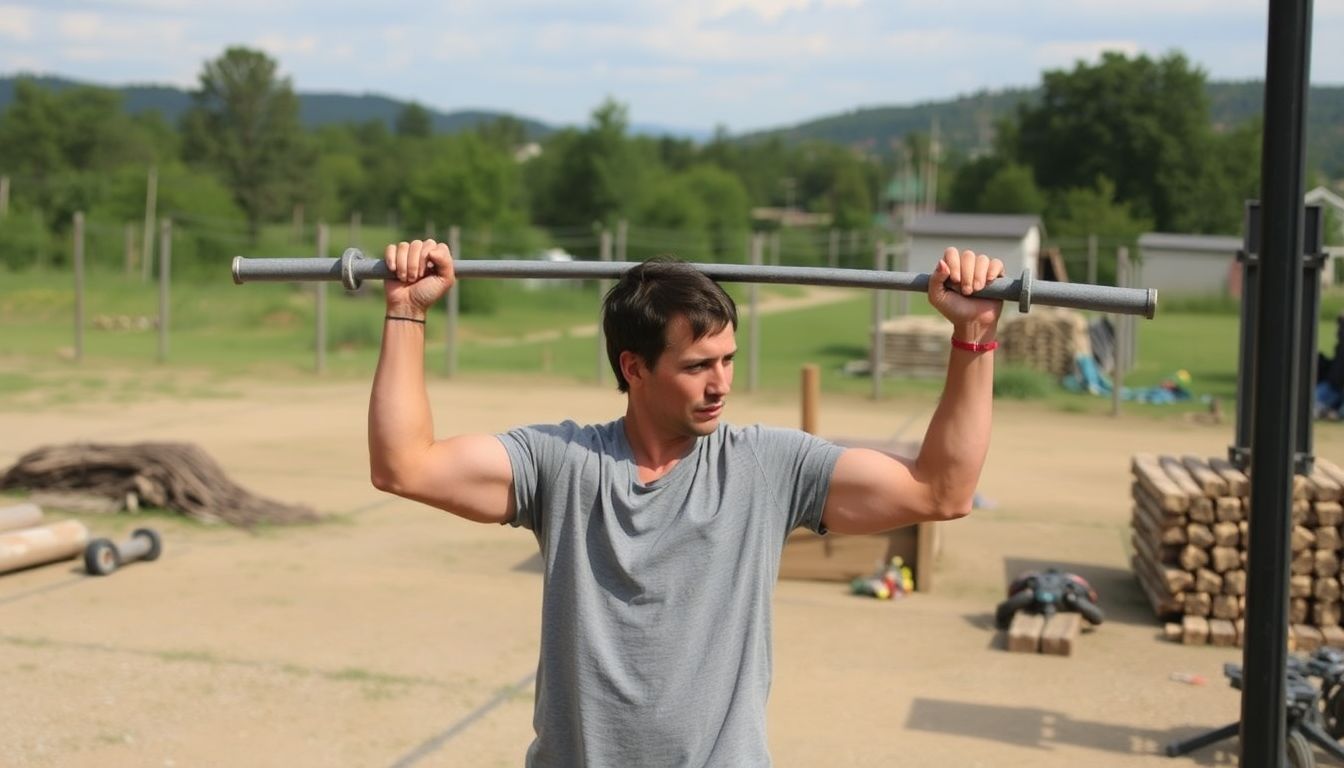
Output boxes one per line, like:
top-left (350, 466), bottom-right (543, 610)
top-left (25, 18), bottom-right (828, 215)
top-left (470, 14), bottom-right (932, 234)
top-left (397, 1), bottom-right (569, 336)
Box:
top-left (821, 247), bottom-right (1004, 534)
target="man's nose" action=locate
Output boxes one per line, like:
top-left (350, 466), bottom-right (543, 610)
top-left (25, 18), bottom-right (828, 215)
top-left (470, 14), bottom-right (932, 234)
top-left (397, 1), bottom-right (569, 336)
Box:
top-left (708, 362), bottom-right (731, 396)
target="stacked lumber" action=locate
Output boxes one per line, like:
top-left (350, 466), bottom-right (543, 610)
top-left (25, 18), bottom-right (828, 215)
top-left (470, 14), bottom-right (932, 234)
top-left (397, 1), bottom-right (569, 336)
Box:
top-left (873, 316), bottom-right (948, 378)
top-left (998, 308), bottom-right (1092, 378)
top-left (1131, 453), bottom-right (1344, 649)
top-left (1007, 611), bottom-right (1084, 656)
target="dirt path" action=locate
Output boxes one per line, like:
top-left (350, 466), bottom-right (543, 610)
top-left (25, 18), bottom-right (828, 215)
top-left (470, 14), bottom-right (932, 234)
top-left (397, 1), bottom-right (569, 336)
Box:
top-left (1, 374), bottom-right (1338, 767)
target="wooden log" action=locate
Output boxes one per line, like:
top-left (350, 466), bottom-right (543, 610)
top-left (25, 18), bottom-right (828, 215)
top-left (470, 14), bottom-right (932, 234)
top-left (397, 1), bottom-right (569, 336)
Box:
top-left (1209, 618), bottom-right (1238, 647)
top-left (1236, 619), bottom-right (1246, 648)
top-left (1211, 594), bottom-right (1240, 620)
top-left (1309, 466), bottom-right (1343, 501)
top-left (1316, 549), bottom-right (1341, 578)
top-left (1132, 531), bottom-right (1185, 579)
top-left (1132, 454), bottom-right (1190, 513)
top-left (1294, 474), bottom-right (1311, 501)
top-left (1295, 625), bottom-right (1325, 652)
top-left (1188, 498), bottom-right (1215, 525)
top-left (1292, 575), bottom-right (1316, 598)
top-left (1322, 625), bottom-right (1344, 649)
top-left (1182, 615), bottom-right (1210, 645)
top-left (1318, 458), bottom-right (1344, 490)
top-left (1292, 499), bottom-right (1312, 525)
top-left (1181, 544), bottom-right (1210, 572)
top-left (1161, 456), bottom-right (1206, 500)
top-left (1184, 592), bottom-right (1213, 617)
top-left (1040, 612), bottom-right (1082, 656)
top-left (1132, 501), bottom-right (1186, 546)
top-left (1007, 612), bottom-right (1045, 653)
top-left (1208, 457), bottom-right (1250, 496)
top-left (1164, 622), bottom-right (1184, 642)
top-left (1224, 570), bottom-right (1248, 596)
top-left (1317, 501), bottom-right (1344, 527)
top-left (1215, 496), bottom-right (1243, 522)
top-left (1314, 601), bottom-right (1342, 628)
top-left (1293, 550), bottom-right (1316, 576)
top-left (1182, 455), bottom-right (1230, 497)
top-left (1212, 546), bottom-right (1241, 573)
top-left (0, 520), bottom-right (90, 575)
top-left (1213, 522), bottom-right (1241, 548)
top-left (1239, 521), bottom-right (1250, 544)
top-left (1131, 555), bottom-right (1186, 617)
top-left (1291, 598), bottom-right (1310, 625)
top-left (1318, 526), bottom-right (1342, 552)
top-left (1293, 525), bottom-right (1317, 552)
top-left (1316, 577), bottom-right (1342, 603)
top-left (1186, 523), bottom-right (1216, 550)
top-left (1195, 568), bottom-right (1223, 595)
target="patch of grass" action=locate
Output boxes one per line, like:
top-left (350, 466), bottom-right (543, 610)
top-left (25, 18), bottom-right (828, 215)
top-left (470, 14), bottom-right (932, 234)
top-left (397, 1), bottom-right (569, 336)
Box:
top-left (992, 365), bottom-right (1055, 400)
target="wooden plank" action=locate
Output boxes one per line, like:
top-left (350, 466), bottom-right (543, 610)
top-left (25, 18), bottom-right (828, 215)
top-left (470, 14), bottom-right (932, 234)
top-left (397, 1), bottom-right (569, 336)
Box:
top-left (1208, 618), bottom-right (1237, 647)
top-left (1131, 555), bottom-right (1185, 618)
top-left (1131, 534), bottom-right (1193, 592)
top-left (1309, 466), bottom-right (1343, 501)
top-left (1132, 503), bottom-right (1185, 547)
top-left (1040, 612), bottom-right (1082, 656)
top-left (1132, 454), bottom-right (1190, 513)
top-left (1160, 456), bottom-right (1206, 500)
top-left (1182, 455), bottom-right (1230, 497)
top-left (1320, 625), bottom-right (1344, 649)
top-left (1007, 612), bottom-right (1045, 653)
top-left (1318, 458), bottom-right (1344, 490)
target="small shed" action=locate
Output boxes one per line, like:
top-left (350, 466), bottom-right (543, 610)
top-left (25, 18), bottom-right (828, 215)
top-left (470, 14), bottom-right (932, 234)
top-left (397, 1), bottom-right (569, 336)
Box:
top-left (1136, 233), bottom-right (1241, 296)
top-left (904, 213), bottom-right (1043, 279)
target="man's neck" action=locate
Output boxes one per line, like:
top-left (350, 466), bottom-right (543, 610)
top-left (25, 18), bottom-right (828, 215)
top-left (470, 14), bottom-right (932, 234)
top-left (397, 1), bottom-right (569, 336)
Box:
top-left (622, 408), bottom-right (697, 483)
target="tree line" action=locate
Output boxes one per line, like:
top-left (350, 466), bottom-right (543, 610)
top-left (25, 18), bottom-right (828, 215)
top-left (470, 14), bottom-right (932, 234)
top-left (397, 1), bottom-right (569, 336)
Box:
top-left (0, 46), bottom-right (1287, 274)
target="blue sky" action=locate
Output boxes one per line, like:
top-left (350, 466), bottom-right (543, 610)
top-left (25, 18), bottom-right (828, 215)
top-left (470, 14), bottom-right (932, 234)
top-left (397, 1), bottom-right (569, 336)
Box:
top-left (0, 0), bottom-right (1339, 132)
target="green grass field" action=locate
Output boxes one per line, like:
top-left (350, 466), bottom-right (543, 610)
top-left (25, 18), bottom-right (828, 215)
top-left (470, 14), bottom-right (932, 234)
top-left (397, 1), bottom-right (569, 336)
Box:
top-left (4, 256), bottom-right (1343, 419)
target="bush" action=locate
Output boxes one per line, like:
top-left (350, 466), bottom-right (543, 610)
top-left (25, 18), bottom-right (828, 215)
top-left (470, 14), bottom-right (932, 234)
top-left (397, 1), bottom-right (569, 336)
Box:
top-left (993, 365), bottom-right (1055, 400)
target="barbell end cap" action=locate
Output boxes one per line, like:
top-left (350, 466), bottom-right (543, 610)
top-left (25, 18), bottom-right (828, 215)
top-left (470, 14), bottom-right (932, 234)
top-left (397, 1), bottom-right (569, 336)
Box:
top-left (340, 248), bottom-right (364, 291)
top-left (1145, 289), bottom-right (1159, 319)
top-left (231, 256), bottom-right (244, 285)
top-left (1017, 268), bottom-right (1033, 314)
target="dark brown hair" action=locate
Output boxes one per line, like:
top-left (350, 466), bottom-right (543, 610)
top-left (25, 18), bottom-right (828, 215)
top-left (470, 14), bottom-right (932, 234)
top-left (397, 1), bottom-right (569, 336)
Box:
top-left (601, 257), bottom-right (738, 392)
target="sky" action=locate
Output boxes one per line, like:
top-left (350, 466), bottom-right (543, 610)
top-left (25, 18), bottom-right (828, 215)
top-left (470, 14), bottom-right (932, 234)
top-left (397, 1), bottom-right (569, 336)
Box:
top-left (0, 0), bottom-right (1340, 133)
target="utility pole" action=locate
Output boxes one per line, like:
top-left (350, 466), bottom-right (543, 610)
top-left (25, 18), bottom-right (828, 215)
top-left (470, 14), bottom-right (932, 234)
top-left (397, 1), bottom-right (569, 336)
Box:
top-left (141, 166), bottom-right (157, 283)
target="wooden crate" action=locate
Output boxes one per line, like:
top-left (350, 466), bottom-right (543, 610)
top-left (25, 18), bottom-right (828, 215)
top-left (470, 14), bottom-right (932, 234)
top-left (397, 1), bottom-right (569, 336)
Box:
top-left (778, 521), bottom-right (941, 593)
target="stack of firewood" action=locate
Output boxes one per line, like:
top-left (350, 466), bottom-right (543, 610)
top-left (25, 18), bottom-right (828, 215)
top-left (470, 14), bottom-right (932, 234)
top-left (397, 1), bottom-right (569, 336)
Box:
top-left (998, 308), bottom-right (1091, 378)
top-left (873, 316), bottom-right (949, 378)
top-left (1130, 453), bottom-right (1344, 649)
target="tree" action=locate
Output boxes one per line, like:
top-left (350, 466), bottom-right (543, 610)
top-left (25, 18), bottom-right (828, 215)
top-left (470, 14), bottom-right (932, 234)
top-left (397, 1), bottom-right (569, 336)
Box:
top-left (977, 163), bottom-right (1045, 214)
top-left (1046, 176), bottom-right (1151, 240)
top-left (528, 99), bottom-right (643, 227)
top-left (1012, 52), bottom-right (1218, 232)
top-left (181, 47), bottom-right (310, 242)
top-left (395, 103), bottom-right (433, 138)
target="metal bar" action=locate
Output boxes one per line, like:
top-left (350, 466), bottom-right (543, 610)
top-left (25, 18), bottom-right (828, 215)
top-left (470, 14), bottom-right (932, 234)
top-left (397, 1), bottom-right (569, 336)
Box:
top-left (73, 211), bottom-right (84, 363)
top-left (315, 224), bottom-right (327, 375)
top-left (747, 234), bottom-right (762, 393)
top-left (1296, 205), bottom-right (1325, 474)
top-left (1231, 202), bottom-right (1260, 471)
top-left (233, 252), bottom-right (1159, 319)
top-left (1241, 0), bottom-right (1313, 763)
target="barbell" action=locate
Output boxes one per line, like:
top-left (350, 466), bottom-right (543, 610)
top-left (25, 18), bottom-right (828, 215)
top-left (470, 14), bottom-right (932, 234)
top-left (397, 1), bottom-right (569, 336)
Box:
top-left (231, 249), bottom-right (1158, 318)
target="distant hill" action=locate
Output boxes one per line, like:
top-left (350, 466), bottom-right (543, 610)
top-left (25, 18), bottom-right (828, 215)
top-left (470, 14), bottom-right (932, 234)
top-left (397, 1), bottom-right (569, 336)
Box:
top-left (0, 75), bottom-right (556, 138)
top-left (739, 81), bottom-right (1344, 179)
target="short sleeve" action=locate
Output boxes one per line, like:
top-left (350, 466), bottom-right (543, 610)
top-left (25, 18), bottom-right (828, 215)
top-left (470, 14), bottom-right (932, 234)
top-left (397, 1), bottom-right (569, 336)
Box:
top-left (742, 426), bottom-right (845, 534)
top-left (495, 421), bottom-right (583, 532)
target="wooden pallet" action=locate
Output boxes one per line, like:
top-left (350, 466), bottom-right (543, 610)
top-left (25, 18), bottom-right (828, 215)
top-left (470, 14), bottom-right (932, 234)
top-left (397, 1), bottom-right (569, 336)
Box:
top-left (1006, 611), bottom-right (1084, 656)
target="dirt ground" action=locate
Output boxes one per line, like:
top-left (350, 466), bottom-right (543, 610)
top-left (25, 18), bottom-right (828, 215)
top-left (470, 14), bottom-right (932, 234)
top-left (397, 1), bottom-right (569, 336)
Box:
top-left (2, 370), bottom-right (1339, 768)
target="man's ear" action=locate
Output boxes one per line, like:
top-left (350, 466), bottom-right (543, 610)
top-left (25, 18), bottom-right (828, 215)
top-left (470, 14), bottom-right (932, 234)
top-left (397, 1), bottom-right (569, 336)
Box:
top-left (619, 350), bottom-right (647, 387)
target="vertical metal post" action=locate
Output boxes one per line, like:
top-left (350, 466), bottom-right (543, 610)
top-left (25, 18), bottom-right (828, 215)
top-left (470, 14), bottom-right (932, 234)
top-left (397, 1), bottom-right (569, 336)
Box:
top-left (1112, 247), bottom-right (1128, 417)
top-left (141, 165), bottom-right (157, 283)
top-left (73, 212), bottom-right (85, 363)
top-left (1241, 0), bottom-right (1313, 763)
top-left (446, 226), bottom-right (461, 377)
top-left (157, 219), bottom-right (171, 363)
top-left (0, 175), bottom-right (9, 217)
top-left (315, 223), bottom-right (328, 375)
top-left (1296, 205), bottom-right (1325, 474)
top-left (1232, 201), bottom-right (1260, 470)
top-left (870, 241), bottom-right (887, 400)
top-left (597, 229), bottom-right (612, 386)
top-left (748, 234), bottom-right (762, 393)
top-left (1087, 234), bottom-right (1098, 285)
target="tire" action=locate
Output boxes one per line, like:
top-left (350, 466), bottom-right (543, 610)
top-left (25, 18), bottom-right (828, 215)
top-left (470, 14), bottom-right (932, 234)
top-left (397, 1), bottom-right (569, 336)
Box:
top-left (1074, 596), bottom-right (1106, 626)
top-left (83, 539), bottom-right (120, 576)
top-left (995, 588), bottom-right (1036, 629)
top-left (1286, 729), bottom-right (1315, 768)
top-left (131, 528), bottom-right (163, 561)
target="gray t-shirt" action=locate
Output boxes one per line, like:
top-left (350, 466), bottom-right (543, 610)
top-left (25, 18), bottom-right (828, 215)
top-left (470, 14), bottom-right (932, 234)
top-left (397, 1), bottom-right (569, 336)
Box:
top-left (497, 418), bottom-right (844, 768)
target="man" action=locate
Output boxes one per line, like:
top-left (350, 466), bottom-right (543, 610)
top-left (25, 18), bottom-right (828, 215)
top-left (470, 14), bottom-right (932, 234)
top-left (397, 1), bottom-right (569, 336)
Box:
top-left (369, 240), bottom-right (1004, 767)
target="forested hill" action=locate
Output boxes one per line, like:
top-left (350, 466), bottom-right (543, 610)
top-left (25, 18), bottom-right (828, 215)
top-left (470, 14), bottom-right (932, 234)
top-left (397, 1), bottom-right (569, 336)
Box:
top-left (0, 75), bottom-right (554, 137)
top-left (1, 74), bottom-right (1341, 177)
top-left (740, 81), bottom-right (1344, 178)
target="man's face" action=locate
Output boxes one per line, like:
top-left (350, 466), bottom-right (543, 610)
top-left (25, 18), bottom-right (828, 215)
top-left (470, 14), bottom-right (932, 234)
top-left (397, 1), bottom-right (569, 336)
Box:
top-left (633, 314), bottom-right (736, 438)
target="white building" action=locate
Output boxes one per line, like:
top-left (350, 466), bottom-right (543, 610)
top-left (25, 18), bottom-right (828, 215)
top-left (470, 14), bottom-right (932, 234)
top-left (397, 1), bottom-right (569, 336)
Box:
top-left (1136, 233), bottom-right (1242, 296)
top-left (904, 213), bottom-right (1043, 278)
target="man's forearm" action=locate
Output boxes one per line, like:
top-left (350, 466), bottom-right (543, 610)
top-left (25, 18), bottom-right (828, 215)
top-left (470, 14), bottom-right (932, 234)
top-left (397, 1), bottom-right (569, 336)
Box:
top-left (368, 314), bottom-right (434, 490)
top-left (914, 325), bottom-right (996, 517)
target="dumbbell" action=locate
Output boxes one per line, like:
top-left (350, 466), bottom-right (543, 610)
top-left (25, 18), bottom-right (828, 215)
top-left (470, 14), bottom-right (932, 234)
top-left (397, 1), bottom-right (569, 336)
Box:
top-left (84, 528), bottom-right (163, 576)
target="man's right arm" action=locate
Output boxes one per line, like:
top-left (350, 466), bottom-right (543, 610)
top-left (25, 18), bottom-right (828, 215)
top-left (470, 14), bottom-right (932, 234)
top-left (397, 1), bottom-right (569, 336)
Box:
top-left (367, 240), bottom-right (516, 525)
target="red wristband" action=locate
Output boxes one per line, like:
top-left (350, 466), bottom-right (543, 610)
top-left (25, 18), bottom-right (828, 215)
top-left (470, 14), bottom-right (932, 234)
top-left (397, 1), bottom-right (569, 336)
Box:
top-left (951, 336), bottom-right (998, 353)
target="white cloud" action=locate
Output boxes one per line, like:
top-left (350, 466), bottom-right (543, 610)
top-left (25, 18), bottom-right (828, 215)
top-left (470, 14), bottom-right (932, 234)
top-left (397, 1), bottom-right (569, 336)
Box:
top-left (0, 4), bottom-right (35, 41)
top-left (1034, 39), bottom-right (1143, 69)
